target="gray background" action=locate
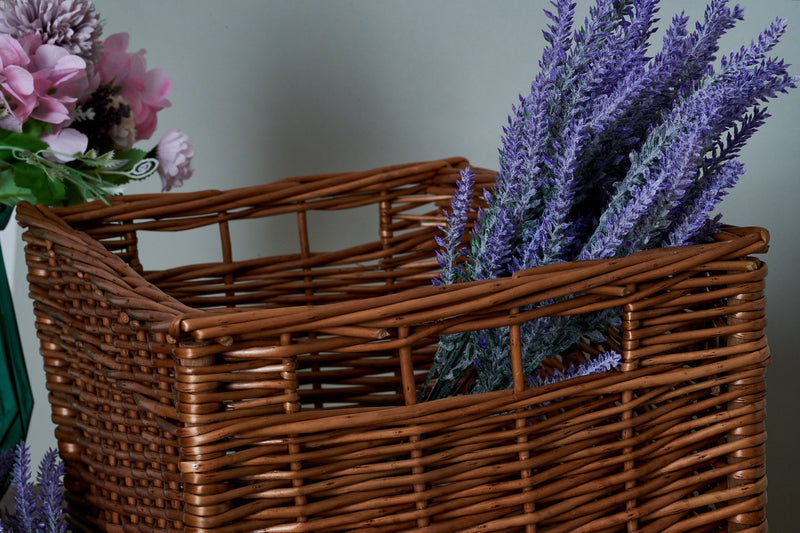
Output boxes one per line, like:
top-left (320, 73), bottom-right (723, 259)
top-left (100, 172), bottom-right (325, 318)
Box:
top-left (4, 0), bottom-right (798, 528)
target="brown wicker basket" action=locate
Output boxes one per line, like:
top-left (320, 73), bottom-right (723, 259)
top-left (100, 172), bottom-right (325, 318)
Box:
top-left (17, 157), bottom-right (770, 532)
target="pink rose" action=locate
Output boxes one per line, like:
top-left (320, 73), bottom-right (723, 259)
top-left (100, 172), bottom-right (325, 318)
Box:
top-left (156, 129), bottom-right (193, 191)
top-left (93, 33), bottom-right (171, 141)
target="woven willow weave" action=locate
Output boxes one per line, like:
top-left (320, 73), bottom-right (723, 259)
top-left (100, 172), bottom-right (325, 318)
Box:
top-left (18, 158), bottom-right (769, 532)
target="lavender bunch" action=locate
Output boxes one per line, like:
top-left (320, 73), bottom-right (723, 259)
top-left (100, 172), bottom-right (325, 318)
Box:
top-left (0, 443), bottom-right (67, 533)
top-left (425, 0), bottom-right (797, 400)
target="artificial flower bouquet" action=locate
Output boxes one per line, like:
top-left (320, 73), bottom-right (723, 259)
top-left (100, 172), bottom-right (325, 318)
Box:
top-left (0, 0), bottom-right (192, 530)
top-left (0, 0), bottom-right (193, 209)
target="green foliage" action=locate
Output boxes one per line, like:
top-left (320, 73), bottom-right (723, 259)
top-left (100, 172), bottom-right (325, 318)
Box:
top-left (0, 120), bottom-right (158, 208)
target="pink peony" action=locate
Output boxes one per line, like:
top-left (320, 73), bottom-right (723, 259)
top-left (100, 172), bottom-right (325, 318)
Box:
top-left (92, 33), bottom-right (171, 141)
top-left (156, 129), bottom-right (193, 191)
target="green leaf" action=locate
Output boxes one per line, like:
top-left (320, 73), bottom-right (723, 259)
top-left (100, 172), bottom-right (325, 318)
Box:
top-left (64, 181), bottom-right (92, 206)
top-left (0, 168), bottom-right (35, 206)
top-left (115, 148), bottom-right (147, 162)
top-left (13, 162), bottom-right (66, 206)
top-left (73, 149), bottom-right (120, 169)
top-left (21, 118), bottom-right (51, 139)
top-left (113, 148), bottom-right (148, 171)
top-left (93, 170), bottom-right (129, 185)
top-left (0, 131), bottom-right (48, 153)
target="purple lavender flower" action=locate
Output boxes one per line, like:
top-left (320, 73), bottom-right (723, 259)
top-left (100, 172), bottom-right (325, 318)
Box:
top-left (435, 168), bottom-right (475, 286)
top-left (1, 443), bottom-right (66, 533)
top-left (471, 206), bottom-right (516, 280)
top-left (427, 0), bottom-right (796, 400)
top-left (710, 105), bottom-right (770, 167)
top-left (482, 0), bottom-right (644, 273)
top-left (534, 119), bottom-right (590, 263)
top-left (34, 450), bottom-right (66, 533)
top-left (493, 0), bottom-right (578, 232)
top-left (7, 443), bottom-right (36, 531)
top-left (672, 0), bottom-right (745, 95)
top-left (529, 351), bottom-right (622, 388)
top-left (578, 119), bottom-right (711, 260)
top-left (662, 158), bottom-right (744, 246)
top-left (541, 0), bottom-right (576, 72)
top-left (721, 16), bottom-right (790, 72)
top-left (580, 18), bottom-right (797, 261)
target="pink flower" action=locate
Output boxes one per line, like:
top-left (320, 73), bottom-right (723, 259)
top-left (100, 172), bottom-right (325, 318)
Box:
top-left (0, 34), bottom-right (36, 130)
top-left (40, 128), bottom-right (88, 162)
top-left (93, 33), bottom-right (171, 141)
top-left (156, 129), bottom-right (193, 191)
top-left (0, 34), bottom-right (87, 130)
top-left (0, 33), bottom-right (30, 67)
top-left (0, 0), bottom-right (102, 61)
top-left (22, 35), bottom-right (87, 126)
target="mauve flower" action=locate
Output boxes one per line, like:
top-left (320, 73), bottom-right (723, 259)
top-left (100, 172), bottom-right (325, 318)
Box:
top-left (0, 34), bottom-right (36, 130)
top-left (0, 102), bottom-right (24, 131)
top-left (21, 34), bottom-right (87, 126)
top-left (0, 33), bottom-right (87, 130)
top-left (156, 129), bottom-right (193, 191)
top-left (92, 33), bottom-right (171, 141)
top-left (0, 0), bottom-right (102, 61)
top-left (0, 32), bottom-right (30, 67)
top-left (41, 127), bottom-right (88, 162)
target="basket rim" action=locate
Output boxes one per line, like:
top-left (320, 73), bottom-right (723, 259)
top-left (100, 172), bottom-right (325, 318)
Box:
top-left (43, 157), bottom-right (475, 224)
top-left (14, 167), bottom-right (769, 347)
top-left (168, 224), bottom-right (768, 340)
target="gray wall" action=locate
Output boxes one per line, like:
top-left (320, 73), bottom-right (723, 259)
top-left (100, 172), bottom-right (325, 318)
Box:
top-left (8, 0), bottom-right (799, 528)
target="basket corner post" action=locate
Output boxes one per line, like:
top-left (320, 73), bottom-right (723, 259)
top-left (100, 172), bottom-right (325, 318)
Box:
top-left (620, 302), bottom-right (642, 532)
top-left (174, 340), bottom-right (233, 531)
top-left (723, 270), bottom-right (769, 532)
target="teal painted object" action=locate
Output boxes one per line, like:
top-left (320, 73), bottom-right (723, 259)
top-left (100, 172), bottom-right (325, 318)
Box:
top-left (0, 205), bottom-right (33, 456)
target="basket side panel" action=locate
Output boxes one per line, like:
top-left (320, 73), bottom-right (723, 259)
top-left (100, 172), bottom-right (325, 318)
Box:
top-left (616, 260), bottom-right (769, 532)
top-left (57, 159), bottom-right (496, 313)
top-left (165, 245), bottom-right (769, 532)
top-left (21, 216), bottom-right (186, 532)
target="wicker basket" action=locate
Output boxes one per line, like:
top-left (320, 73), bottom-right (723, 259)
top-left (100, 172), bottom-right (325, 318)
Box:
top-left (17, 157), bottom-right (770, 532)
